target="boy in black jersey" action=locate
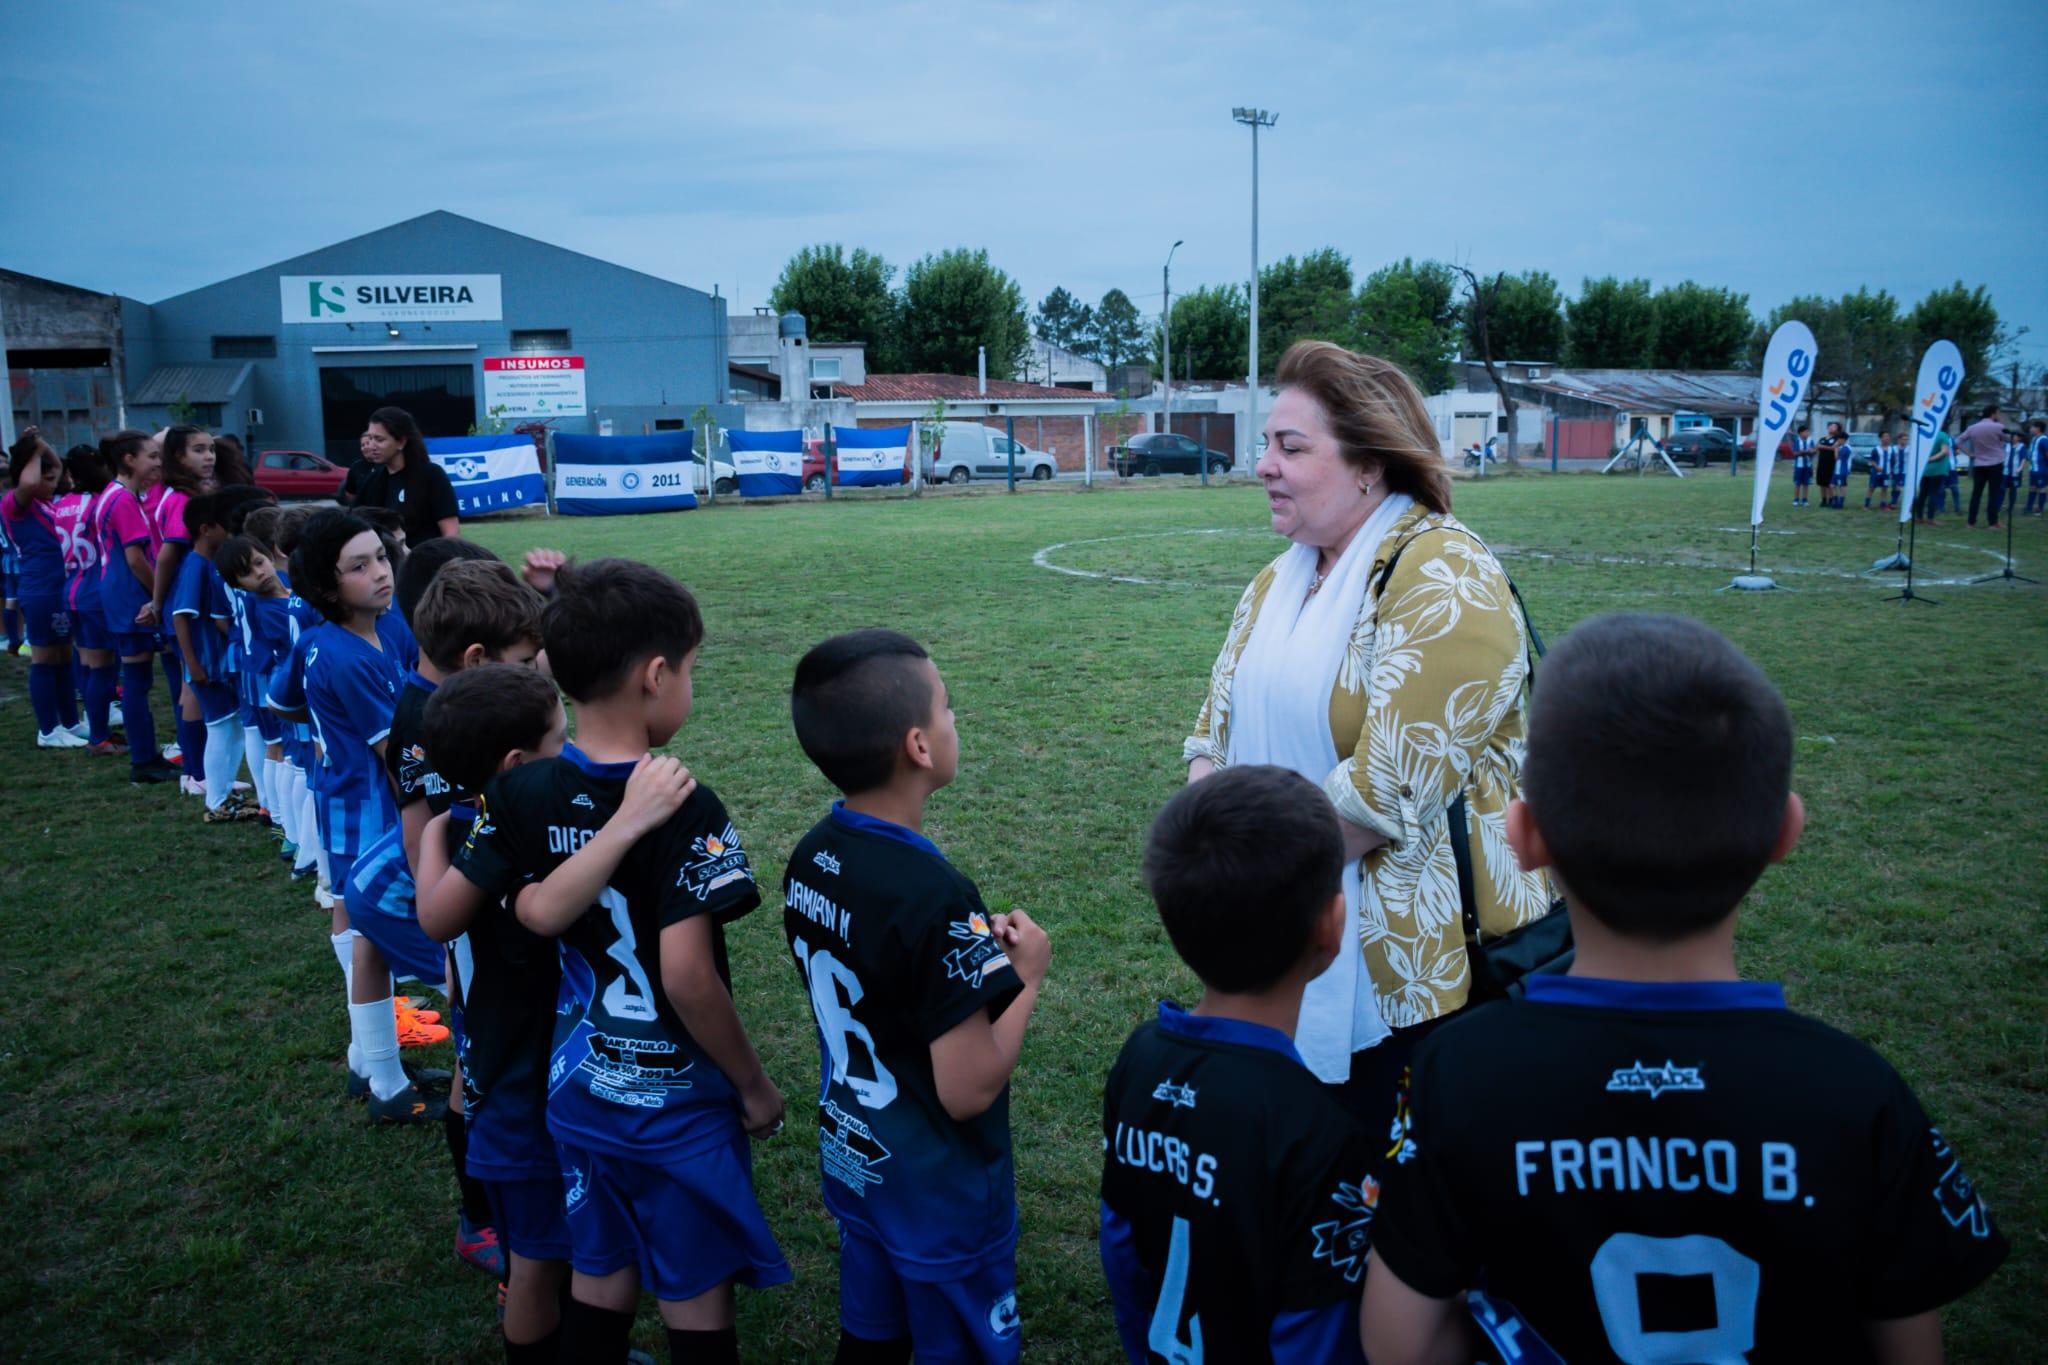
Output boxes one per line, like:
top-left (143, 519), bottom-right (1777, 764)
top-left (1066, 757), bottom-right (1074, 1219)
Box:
top-left (1101, 764), bottom-right (1372, 1365)
top-left (445, 558), bottom-right (790, 1365)
top-left (1363, 613), bottom-right (2007, 1365)
top-left (782, 629), bottom-right (1050, 1365)
top-left (413, 663), bottom-right (574, 1364)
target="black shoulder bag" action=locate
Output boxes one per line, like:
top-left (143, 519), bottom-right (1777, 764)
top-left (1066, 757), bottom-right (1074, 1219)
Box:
top-left (1373, 534), bottom-right (1573, 1003)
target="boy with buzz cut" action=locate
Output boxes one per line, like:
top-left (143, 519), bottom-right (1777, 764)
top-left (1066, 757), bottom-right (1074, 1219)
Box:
top-left (449, 557), bottom-right (790, 1365)
top-left (1362, 613), bottom-right (2007, 1365)
top-left (781, 628), bottom-right (1050, 1365)
top-left (1100, 765), bottom-right (1372, 1365)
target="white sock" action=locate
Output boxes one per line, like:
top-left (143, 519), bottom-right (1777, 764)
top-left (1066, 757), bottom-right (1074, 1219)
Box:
top-left (313, 838), bottom-right (331, 890)
top-left (202, 715), bottom-right (241, 811)
top-left (264, 758), bottom-right (286, 827)
top-left (350, 996), bottom-right (410, 1102)
top-left (243, 726), bottom-right (267, 808)
top-left (330, 930), bottom-right (355, 987)
top-left (301, 787), bottom-right (324, 874)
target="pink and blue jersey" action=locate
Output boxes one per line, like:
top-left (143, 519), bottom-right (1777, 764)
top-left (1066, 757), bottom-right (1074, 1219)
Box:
top-left (96, 485), bottom-right (161, 635)
top-left (66, 487), bottom-right (117, 615)
top-left (0, 492), bottom-right (68, 602)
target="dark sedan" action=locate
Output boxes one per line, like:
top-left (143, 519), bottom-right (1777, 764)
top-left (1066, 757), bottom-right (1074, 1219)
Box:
top-left (1112, 432), bottom-right (1234, 477)
top-left (1666, 427), bottom-right (1738, 467)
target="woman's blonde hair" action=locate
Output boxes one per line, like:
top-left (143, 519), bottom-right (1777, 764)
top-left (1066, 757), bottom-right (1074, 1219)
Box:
top-left (1275, 340), bottom-right (1452, 514)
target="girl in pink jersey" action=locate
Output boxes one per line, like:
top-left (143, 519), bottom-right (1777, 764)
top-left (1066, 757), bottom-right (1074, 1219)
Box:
top-left (152, 426), bottom-right (217, 791)
top-left (63, 444), bottom-right (124, 753)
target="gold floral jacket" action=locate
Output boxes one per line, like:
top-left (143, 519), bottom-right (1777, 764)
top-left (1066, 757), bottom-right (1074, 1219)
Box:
top-left (1184, 505), bottom-right (1554, 1026)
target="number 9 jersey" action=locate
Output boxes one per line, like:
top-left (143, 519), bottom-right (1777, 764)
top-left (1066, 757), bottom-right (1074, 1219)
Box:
top-left (457, 742), bottom-right (764, 1161)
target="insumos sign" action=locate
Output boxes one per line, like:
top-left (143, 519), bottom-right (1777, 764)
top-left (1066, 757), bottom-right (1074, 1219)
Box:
top-left (280, 274), bottom-right (502, 324)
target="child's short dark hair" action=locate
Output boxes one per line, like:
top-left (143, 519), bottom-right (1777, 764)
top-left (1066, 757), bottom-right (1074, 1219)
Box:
top-left (413, 560), bottom-right (544, 672)
top-left (240, 504), bottom-right (284, 556)
top-left (185, 489), bottom-right (233, 536)
top-left (356, 504), bottom-right (404, 541)
top-left (396, 536), bottom-right (499, 623)
top-left (293, 509), bottom-right (379, 624)
top-left (1524, 613), bottom-right (1792, 941)
top-left (422, 663), bottom-right (562, 795)
top-left (217, 535), bottom-right (268, 588)
top-left (274, 504), bottom-right (317, 557)
top-left (225, 488), bottom-right (279, 535)
top-left (541, 559), bottom-right (703, 703)
top-left (1142, 766), bottom-right (1344, 994)
top-left (791, 629), bottom-right (935, 794)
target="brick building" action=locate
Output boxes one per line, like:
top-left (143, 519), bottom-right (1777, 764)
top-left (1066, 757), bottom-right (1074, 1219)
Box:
top-left (839, 373), bottom-right (1136, 471)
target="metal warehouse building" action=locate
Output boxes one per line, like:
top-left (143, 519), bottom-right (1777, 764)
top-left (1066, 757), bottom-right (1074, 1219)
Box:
top-left (5, 211), bottom-right (734, 462)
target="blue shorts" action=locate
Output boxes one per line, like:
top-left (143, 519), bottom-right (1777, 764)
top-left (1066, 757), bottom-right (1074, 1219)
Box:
top-left (345, 869), bottom-right (446, 986)
top-left (188, 677), bottom-right (239, 723)
top-left (1792, 470), bottom-right (1810, 486)
top-left (556, 1136), bottom-right (792, 1303)
top-left (1868, 471), bottom-right (1885, 486)
top-left (484, 1174), bottom-right (573, 1263)
top-left (254, 707), bottom-right (282, 743)
top-left (70, 608), bottom-right (110, 652)
top-left (21, 596), bottom-right (71, 647)
top-left (838, 1221), bottom-right (1021, 1364)
top-left (2032, 471), bottom-right (2048, 489)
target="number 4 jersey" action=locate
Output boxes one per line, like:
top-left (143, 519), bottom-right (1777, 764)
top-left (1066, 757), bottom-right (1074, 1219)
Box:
top-left (782, 805), bottom-right (1024, 1278)
top-left (1371, 976), bottom-right (2009, 1364)
top-left (1100, 1003), bottom-right (1373, 1365)
top-left (457, 743), bottom-right (763, 1161)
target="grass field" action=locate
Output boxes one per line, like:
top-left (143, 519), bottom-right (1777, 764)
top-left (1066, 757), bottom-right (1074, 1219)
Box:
top-left (4, 469), bottom-right (2041, 1362)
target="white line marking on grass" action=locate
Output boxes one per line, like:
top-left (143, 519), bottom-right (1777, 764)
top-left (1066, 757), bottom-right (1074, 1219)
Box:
top-left (1031, 528), bottom-right (1265, 586)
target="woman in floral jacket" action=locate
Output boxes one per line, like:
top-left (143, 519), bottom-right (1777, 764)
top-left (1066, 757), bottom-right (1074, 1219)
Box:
top-left (1183, 340), bottom-right (1552, 1119)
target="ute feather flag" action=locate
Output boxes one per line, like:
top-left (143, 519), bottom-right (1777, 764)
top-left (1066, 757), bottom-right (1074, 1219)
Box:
top-left (1898, 341), bottom-right (1965, 525)
top-left (727, 429), bottom-right (804, 497)
top-left (833, 425), bottom-right (910, 487)
top-left (1748, 321), bottom-right (1818, 527)
top-left (427, 435), bottom-right (547, 515)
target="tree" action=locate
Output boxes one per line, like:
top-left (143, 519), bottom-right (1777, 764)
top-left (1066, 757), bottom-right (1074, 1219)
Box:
top-left (1759, 291), bottom-right (1913, 427)
top-left (1649, 282), bottom-right (1752, 370)
top-left (1454, 266), bottom-right (1525, 458)
top-left (1150, 285), bottom-right (1249, 381)
top-left (1089, 288), bottom-right (1144, 369)
top-left (768, 244), bottom-right (899, 364)
top-left (896, 249), bottom-right (1031, 379)
top-left (1353, 258), bottom-right (1461, 394)
top-left (1034, 287), bottom-right (1094, 354)
top-left (1257, 248), bottom-right (1355, 375)
top-left (1908, 282), bottom-right (2001, 410)
top-left (1462, 270), bottom-right (1563, 364)
top-left (1565, 276), bottom-right (1657, 368)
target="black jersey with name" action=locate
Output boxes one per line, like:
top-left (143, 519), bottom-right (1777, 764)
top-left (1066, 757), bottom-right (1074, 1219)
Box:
top-left (457, 742), bottom-right (761, 1162)
top-left (1100, 1003), bottom-right (1373, 1365)
top-left (782, 805), bottom-right (1023, 1277)
top-left (385, 672), bottom-right (456, 816)
top-left (1372, 976), bottom-right (2009, 1365)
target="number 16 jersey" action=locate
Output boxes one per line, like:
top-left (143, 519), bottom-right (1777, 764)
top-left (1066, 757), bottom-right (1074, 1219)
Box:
top-left (457, 743), bottom-right (763, 1162)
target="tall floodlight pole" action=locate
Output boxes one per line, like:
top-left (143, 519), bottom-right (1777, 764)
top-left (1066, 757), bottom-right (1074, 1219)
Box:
top-left (1233, 107), bottom-right (1277, 461)
top-left (1162, 239), bottom-right (1183, 435)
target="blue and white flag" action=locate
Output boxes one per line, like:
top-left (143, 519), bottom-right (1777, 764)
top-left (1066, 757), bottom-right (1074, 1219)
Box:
top-left (833, 425), bottom-right (909, 487)
top-left (553, 432), bottom-right (699, 517)
top-left (728, 428), bottom-right (804, 497)
top-left (1749, 321), bottom-right (1818, 526)
top-left (1899, 340), bottom-right (1965, 526)
top-left (427, 435), bottom-right (546, 515)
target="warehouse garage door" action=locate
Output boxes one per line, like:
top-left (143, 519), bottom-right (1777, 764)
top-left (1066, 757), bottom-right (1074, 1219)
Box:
top-left (319, 364), bottom-right (476, 465)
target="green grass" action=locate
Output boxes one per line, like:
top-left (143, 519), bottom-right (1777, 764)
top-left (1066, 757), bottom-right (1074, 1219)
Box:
top-left (3, 471), bottom-right (2041, 1361)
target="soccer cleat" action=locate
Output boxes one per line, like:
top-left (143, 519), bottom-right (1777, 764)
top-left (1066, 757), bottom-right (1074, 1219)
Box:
top-left (455, 1214), bottom-right (505, 1277)
top-left (397, 1015), bottom-right (451, 1048)
top-left (86, 738), bottom-right (129, 757)
top-left (346, 1062), bottom-right (452, 1101)
top-left (290, 863), bottom-right (317, 881)
top-left (368, 1080), bottom-right (448, 1125)
top-left (130, 758), bottom-right (181, 785)
top-left (161, 742), bottom-right (181, 763)
top-left (203, 803), bottom-right (250, 825)
top-left (37, 727), bottom-right (88, 749)
top-left (396, 1003), bottom-right (442, 1027)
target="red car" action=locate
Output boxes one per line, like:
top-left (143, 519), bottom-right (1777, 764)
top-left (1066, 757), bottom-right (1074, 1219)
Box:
top-left (800, 435), bottom-right (909, 489)
top-left (255, 449), bottom-right (346, 499)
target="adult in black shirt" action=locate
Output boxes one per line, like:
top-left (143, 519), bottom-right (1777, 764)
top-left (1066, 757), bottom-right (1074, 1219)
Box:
top-left (354, 405), bottom-right (460, 546)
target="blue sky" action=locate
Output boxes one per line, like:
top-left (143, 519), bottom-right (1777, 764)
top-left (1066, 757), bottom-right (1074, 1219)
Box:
top-left (5, 0), bottom-right (2045, 374)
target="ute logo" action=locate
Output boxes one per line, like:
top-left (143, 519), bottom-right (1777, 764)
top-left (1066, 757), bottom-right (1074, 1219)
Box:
top-left (1606, 1060), bottom-right (1705, 1099)
top-left (1910, 365), bottom-right (1961, 443)
top-left (1761, 347), bottom-right (1813, 439)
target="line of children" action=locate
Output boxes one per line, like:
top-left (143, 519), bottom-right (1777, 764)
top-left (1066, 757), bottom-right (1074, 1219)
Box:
top-left (2026, 419), bottom-right (2048, 517)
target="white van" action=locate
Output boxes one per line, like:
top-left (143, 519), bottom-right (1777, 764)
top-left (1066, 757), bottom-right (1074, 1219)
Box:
top-left (925, 422), bottom-right (1057, 483)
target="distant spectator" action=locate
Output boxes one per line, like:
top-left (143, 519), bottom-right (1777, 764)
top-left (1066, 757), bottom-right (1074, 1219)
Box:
top-left (351, 406), bottom-right (459, 546)
top-left (1915, 425), bottom-right (1954, 525)
top-left (1962, 404), bottom-right (2006, 528)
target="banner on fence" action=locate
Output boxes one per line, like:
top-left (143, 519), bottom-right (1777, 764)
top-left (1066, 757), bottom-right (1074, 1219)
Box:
top-left (1899, 340), bottom-right (1965, 525)
top-left (1748, 321), bottom-right (1818, 526)
top-left (728, 429), bottom-right (804, 497)
top-left (833, 425), bottom-right (909, 487)
top-left (482, 355), bottom-right (587, 419)
top-left (552, 431), bottom-right (699, 516)
top-left (426, 435), bottom-right (547, 515)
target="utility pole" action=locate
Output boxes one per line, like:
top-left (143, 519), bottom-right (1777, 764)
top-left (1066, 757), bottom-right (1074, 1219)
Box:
top-left (1163, 239), bottom-right (1183, 437)
top-left (1232, 107), bottom-right (1277, 462)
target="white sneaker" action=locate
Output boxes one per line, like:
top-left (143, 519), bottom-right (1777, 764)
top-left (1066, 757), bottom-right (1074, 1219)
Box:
top-left (64, 720), bottom-right (89, 740)
top-left (162, 742), bottom-right (182, 762)
top-left (179, 775), bottom-right (207, 797)
top-left (37, 727), bottom-right (88, 749)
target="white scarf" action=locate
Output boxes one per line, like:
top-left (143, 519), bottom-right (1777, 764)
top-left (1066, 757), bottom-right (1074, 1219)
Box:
top-left (1226, 492), bottom-right (1412, 1082)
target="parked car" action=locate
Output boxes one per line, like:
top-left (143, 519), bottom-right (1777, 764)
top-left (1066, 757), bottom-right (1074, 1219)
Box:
top-left (799, 436), bottom-right (909, 490)
top-left (1843, 430), bottom-right (1878, 473)
top-left (1112, 431), bottom-right (1234, 477)
top-left (925, 422), bottom-right (1056, 484)
top-left (1666, 427), bottom-right (1737, 467)
top-left (254, 449), bottom-right (346, 498)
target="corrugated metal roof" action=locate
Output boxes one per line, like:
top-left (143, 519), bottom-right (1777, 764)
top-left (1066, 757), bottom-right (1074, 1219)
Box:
top-left (131, 362), bottom-right (253, 405)
top-left (1522, 369), bottom-right (1757, 416)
